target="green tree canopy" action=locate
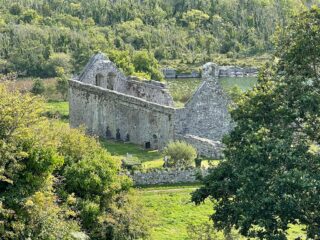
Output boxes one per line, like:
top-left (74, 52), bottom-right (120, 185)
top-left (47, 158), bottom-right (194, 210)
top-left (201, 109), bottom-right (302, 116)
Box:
top-left (192, 7), bottom-right (320, 240)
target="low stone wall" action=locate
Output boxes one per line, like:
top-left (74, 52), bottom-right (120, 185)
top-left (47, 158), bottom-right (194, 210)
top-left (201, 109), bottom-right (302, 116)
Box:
top-left (219, 66), bottom-right (258, 77)
top-left (176, 134), bottom-right (224, 159)
top-left (163, 66), bottom-right (258, 79)
top-left (130, 168), bottom-right (209, 185)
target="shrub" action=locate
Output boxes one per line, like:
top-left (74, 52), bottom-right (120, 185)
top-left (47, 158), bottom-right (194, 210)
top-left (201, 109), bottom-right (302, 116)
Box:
top-left (9, 4), bottom-right (22, 15)
top-left (121, 156), bottom-right (142, 171)
top-left (31, 78), bottom-right (45, 95)
top-left (163, 141), bottom-right (197, 168)
top-left (56, 76), bottom-right (69, 100)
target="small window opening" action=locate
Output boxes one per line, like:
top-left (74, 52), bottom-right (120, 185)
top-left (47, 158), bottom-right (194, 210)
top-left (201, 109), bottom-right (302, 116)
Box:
top-left (116, 128), bottom-right (121, 140)
top-left (95, 74), bottom-right (103, 86)
top-left (107, 72), bottom-right (116, 90)
top-left (145, 142), bottom-right (151, 149)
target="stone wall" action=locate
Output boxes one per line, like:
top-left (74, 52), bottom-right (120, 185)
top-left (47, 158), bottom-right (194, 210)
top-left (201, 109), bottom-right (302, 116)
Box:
top-left (69, 80), bottom-right (175, 149)
top-left (176, 134), bottom-right (224, 159)
top-left (78, 53), bottom-right (173, 106)
top-left (219, 66), bottom-right (258, 77)
top-left (125, 76), bottom-right (174, 106)
top-left (70, 54), bottom-right (234, 158)
top-left (162, 66), bottom-right (258, 79)
top-left (175, 63), bottom-right (233, 143)
top-left (130, 168), bottom-right (209, 185)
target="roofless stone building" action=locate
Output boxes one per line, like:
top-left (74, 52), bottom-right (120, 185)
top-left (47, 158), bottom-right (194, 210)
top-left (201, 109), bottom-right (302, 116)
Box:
top-left (69, 53), bottom-right (232, 158)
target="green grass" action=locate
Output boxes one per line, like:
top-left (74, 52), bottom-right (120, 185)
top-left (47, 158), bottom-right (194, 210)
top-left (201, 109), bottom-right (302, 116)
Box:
top-left (138, 185), bottom-right (306, 240)
top-left (45, 101), bottom-right (69, 119)
top-left (137, 185), bottom-right (215, 240)
top-left (219, 76), bottom-right (257, 91)
top-left (101, 140), bottom-right (163, 164)
top-left (101, 139), bottom-right (219, 170)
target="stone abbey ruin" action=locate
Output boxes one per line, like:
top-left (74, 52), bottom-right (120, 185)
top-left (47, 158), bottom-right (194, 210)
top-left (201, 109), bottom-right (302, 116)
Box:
top-left (69, 53), bottom-right (232, 158)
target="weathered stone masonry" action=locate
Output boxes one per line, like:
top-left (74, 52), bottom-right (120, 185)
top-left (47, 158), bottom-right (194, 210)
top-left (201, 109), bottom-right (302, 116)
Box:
top-left (69, 53), bottom-right (232, 158)
top-left (69, 81), bottom-right (175, 149)
top-left (130, 168), bottom-right (209, 186)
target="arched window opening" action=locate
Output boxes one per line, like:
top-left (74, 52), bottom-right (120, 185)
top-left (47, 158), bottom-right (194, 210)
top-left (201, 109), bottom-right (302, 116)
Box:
top-left (107, 72), bottom-right (116, 90)
top-left (95, 73), bottom-right (104, 86)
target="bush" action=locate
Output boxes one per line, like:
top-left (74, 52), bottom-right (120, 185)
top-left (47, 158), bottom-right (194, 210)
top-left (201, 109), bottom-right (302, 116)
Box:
top-left (9, 4), bottom-right (22, 15)
top-left (106, 192), bottom-right (153, 240)
top-left (31, 78), bottom-right (45, 95)
top-left (163, 141), bottom-right (197, 168)
top-left (56, 76), bottom-right (69, 100)
top-left (121, 156), bottom-right (142, 171)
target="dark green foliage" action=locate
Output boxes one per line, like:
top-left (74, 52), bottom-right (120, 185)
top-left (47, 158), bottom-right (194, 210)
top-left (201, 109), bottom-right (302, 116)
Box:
top-left (31, 78), bottom-right (45, 95)
top-left (9, 4), bottom-right (22, 16)
top-left (192, 7), bottom-right (320, 239)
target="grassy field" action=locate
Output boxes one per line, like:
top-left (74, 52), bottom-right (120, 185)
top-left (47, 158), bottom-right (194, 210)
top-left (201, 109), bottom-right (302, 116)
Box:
top-left (6, 77), bottom-right (56, 92)
top-left (138, 185), bottom-right (306, 240)
top-left (137, 185), bottom-right (216, 240)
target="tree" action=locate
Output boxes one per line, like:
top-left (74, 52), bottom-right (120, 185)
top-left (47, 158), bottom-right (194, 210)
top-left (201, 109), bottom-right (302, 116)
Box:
top-left (0, 85), bottom-right (82, 239)
top-left (132, 50), bottom-right (164, 81)
top-left (163, 141), bottom-right (197, 168)
top-left (46, 52), bottom-right (72, 77)
top-left (0, 84), bottom-right (150, 239)
top-left (181, 9), bottom-right (209, 29)
top-left (20, 9), bottom-right (40, 23)
top-left (192, 7), bottom-right (320, 240)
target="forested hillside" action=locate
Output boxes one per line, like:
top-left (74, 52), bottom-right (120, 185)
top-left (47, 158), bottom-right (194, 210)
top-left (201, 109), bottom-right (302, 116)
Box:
top-left (0, 0), bottom-right (318, 79)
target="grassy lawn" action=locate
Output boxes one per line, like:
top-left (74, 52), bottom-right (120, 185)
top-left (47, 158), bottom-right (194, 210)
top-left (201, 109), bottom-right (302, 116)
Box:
top-left (138, 185), bottom-right (306, 240)
top-left (45, 101), bottom-right (69, 116)
top-left (137, 185), bottom-right (216, 240)
top-left (101, 140), bottom-right (164, 164)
